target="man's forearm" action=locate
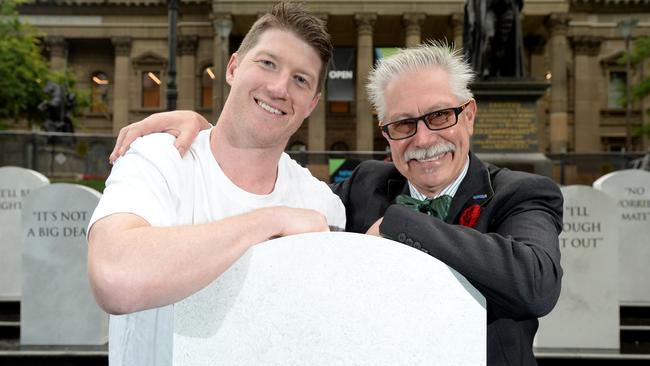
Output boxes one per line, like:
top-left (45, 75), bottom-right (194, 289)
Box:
top-left (88, 207), bottom-right (302, 315)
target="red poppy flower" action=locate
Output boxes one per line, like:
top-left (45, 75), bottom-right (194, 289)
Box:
top-left (459, 204), bottom-right (482, 228)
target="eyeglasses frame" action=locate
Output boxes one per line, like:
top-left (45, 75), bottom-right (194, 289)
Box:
top-left (379, 100), bottom-right (472, 140)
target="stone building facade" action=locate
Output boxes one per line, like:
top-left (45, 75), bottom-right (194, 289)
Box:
top-left (17, 0), bottom-right (650, 153)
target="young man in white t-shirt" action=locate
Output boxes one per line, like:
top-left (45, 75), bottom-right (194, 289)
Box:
top-left (87, 3), bottom-right (345, 365)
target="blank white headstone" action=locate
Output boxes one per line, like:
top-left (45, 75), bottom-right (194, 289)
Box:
top-left (0, 166), bottom-right (49, 301)
top-left (594, 169), bottom-right (650, 306)
top-left (536, 185), bottom-right (619, 350)
top-left (20, 183), bottom-right (107, 345)
top-left (173, 232), bottom-right (486, 366)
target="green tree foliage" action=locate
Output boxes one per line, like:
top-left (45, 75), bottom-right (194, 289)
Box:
top-left (0, 0), bottom-right (88, 130)
top-left (629, 37), bottom-right (650, 137)
top-left (0, 0), bottom-right (49, 127)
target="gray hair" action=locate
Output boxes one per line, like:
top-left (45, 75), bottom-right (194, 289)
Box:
top-left (366, 40), bottom-right (475, 123)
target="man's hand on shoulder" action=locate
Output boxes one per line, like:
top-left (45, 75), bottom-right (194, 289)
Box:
top-left (110, 110), bottom-right (212, 164)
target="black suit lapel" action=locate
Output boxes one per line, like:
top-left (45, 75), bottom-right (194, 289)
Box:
top-left (361, 167), bottom-right (407, 231)
top-left (446, 152), bottom-right (494, 224)
top-left (389, 178), bottom-right (410, 199)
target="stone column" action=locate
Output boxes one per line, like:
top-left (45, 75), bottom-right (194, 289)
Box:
top-left (111, 37), bottom-right (132, 134)
top-left (308, 13), bottom-right (328, 151)
top-left (45, 36), bottom-right (67, 71)
top-left (403, 13), bottom-right (425, 48)
top-left (355, 13), bottom-right (376, 151)
top-left (639, 60), bottom-right (650, 152)
top-left (451, 13), bottom-right (464, 50)
top-left (309, 97), bottom-right (327, 151)
top-left (571, 36), bottom-right (602, 152)
top-left (546, 13), bottom-right (570, 153)
top-left (526, 36), bottom-right (549, 151)
top-left (211, 13), bottom-right (232, 121)
top-left (177, 36), bottom-right (198, 110)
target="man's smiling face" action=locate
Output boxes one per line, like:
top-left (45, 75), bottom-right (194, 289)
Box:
top-left (382, 66), bottom-right (476, 197)
top-left (223, 28), bottom-right (322, 149)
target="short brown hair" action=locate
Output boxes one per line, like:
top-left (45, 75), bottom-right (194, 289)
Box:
top-left (236, 1), bottom-right (333, 91)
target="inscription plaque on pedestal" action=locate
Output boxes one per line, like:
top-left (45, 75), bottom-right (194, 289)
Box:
top-left (470, 80), bottom-right (551, 176)
top-left (473, 101), bottom-right (539, 152)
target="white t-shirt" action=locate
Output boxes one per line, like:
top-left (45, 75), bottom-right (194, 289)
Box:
top-left (89, 129), bottom-right (346, 366)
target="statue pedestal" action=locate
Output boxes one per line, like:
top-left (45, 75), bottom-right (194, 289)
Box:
top-left (471, 80), bottom-right (551, 176)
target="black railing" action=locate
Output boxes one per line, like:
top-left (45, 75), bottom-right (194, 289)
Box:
top-left (1, 131), bottom-right (648, 187)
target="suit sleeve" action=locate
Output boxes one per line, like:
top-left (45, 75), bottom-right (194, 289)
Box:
top-left (379, 175), bottom-right (563, 321)
top-left (330, 180), bottom-right (350, 208)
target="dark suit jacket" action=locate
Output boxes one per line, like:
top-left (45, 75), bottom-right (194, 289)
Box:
top-left (331, 152), bottom-right (563, 366)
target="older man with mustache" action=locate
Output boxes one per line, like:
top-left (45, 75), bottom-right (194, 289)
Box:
top-left (333, 42), bottom-right (563, 366)
top-left (110, 41), bottom-right (563, 366)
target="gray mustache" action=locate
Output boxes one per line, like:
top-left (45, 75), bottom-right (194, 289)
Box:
top-left (404, 142), bottom-right (456, 161)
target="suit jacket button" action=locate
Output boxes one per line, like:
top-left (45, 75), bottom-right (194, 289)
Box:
top-left (413, 241), bottom-right (421, 249)
top-left (406, 238), bottom-right (413, 246)
top-left (397, 233), bottom-right (406, 242)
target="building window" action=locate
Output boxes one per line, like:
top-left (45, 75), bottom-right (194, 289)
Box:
top-left (90, 71), bottom-right (110, 113)
top-left (603, 136), bottom-right (626, 152)
top-left (330, 141), bottom-right (349, 151)
top-left (608, 71), bottom-right (626, 109)
top-left (142, 71), bottom-right (161, 108)
top-left (374, 48), bottom-right (400, 65)
top-left (373, 137), bottom-right (389, 152)
top-left (202, 66), bottom-right (214, 109)
top-left (287, 141), bottom-right (307, 152)
top-left (329, 101), bottom-right (350, 114)
top-left (327, 48), bottom-right (355, 115)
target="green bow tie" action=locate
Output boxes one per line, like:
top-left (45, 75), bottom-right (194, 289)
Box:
top-left (396, 194), bottom-right (453, 221)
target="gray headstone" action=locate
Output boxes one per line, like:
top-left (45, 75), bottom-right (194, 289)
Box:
top-left (535, 185), bottom-right (619, 350)
top-left (173, 232), bottom-right (486, 366)
top-left (20, 183), bottom-right (107, 345)
top-left (594, 169), bottom-right (650, 306)
top-left (0, 166), bottom-right (49, 301)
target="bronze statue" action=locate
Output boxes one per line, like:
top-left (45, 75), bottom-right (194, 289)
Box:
top-left (38, 81), bottom-right (75, 133)
top-left (463, 0), bottom-right (524, 79)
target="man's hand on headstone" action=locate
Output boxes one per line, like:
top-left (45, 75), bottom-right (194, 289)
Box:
top-left (272, 206), bottom-right (330, 238)
top-left (109, 110), bottom-right (212, 164)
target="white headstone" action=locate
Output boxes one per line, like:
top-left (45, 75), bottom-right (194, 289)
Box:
top-left (20, 183), bottom-right (107, 345)
top-left (535, 185), bottom-right (619, 350)
top-left (0, 166), bottom-right (49, 301)
top-left (594, 169), bottom-right (650, 306)
top-left (173, 232), bottom-right (487, 366)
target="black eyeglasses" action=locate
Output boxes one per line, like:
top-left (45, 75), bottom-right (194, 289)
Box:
top-left (380, 101), bottom-right (471, 140)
